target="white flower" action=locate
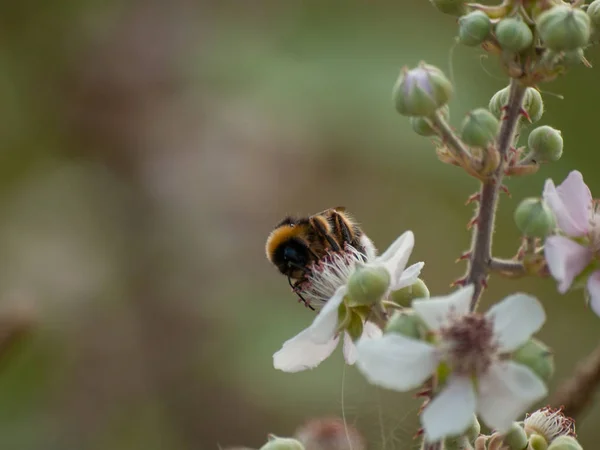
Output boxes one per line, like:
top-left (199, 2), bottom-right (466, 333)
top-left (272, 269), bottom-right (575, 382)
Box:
top-left (273, 231), bottom-right (424, 373)
top-left (524, 406), bottom-right (576, 444)
top-left (355, 285), bottom-right (548, 441)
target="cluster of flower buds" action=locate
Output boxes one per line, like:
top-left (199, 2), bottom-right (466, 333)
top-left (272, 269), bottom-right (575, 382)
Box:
top-left (431, 0), bottom-right (598, 84)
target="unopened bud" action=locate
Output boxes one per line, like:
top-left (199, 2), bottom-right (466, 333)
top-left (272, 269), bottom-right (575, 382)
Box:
top-left (389, 279), bottom-right (430, 307)
top-left (393, 63), bottom-right (453, 117)
top-left (429, 0), bottom-right (467, 16)
top-left (385, 310), bottom-right (422, 339)
top-left (561, 48), bottom-right (585, 66)
top-left (514, 198), bottom-right (556, 238)
top-left (503, 423), bottom-right (528, 450)
top-left (530, 434), bottom-right (549, 450)
top-left (458, 11), bottom-right (492, 46)
top-left (489, 86), bottom-right (543, 123)
top-left (513, 338), bottom-right (554, 382)
top-left (527, 125), bottom-right (563, 162)
top-left (547, 436), bottom-right (582, 450)
top-left (410, 106), bottom-right (449, 137)
top-left (461, 108), bottom-right (499, 147)
top-left (496, 18), bottom-right (534, 52)
top-left (587, 0), bottom-right (600, 28)
top-left (537, 6), bottom-right (591, 51)
top-left (260, 436), bottom-right (305, 450)
top-left (347, 266), bottom-right (390, 307)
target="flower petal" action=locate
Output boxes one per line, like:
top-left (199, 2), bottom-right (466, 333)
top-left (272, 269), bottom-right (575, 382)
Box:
top-left (360, 234), bottom-right (378, 260)
top-left (273, 328), bottom-right (339, 372)
top-left (544, 236), bottom-right (592, 293)
top-left (477, 361), bottom-right (548, 433)
top-left (421, 376), bottom-right (477, 442)
top-left (486, 294), bottom-right (546, 352)
top-left (343, 323), bottom-right (382, 365)
top-left (390, 262), bottom-right (424, 291)
top-left (308, 286), bottom-right (346, 344)
top-left (586, 271), bottom-right (600, 318)
top-left (543, 171), bottom-right (592, 236)
top-left (376, 231), bottom-right (414, 284)
top-left (412, 285), bottom-right (474, 331)
top-left (355, 334), bottom-right (437, 392)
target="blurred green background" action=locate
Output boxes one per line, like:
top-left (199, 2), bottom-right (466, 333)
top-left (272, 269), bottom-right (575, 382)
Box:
top-left (0, 1), bottom-right (598, 449)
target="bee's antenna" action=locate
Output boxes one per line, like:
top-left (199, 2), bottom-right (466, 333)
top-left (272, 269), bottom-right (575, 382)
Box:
top-left (287, 275), bottom-right (315, 311)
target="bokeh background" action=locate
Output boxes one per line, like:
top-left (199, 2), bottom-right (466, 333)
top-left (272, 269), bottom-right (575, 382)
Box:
top-left (0, 1), bottom-right (598, 449)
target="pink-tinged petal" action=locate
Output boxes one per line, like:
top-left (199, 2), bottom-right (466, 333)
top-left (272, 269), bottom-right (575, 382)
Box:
top-left (308, 286), bottom-right (346, 344)
top-left (544, 236), bottom-right (592, 293)
top-left (421, 376), bottom-right (477, 442)
top-left (412, 285), bottom-right (474, 331)
top-left (477, 361), bottom-right (548, 433)
top-left (273, 328), bottom-right (339, 372)
top-left (355, 334), bottom-right (437, 392)
top-left (343, 323), bottom-right (382, 365)
top-left (586, 271), bottom-right (600, 318)
top-left (543, 171), bottom-right (592, 236)
top-left (377, 231), bottom-right (414, 284)
top-left (486, 294), bottom-right (545, 352)
top-left (390, 262), bottom-right (424, 291)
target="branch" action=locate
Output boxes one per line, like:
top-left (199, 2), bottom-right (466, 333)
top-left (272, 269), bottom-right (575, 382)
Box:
top-left (552, 341), bottom-right (600, 421)
top-left (489, 258), bottom-right (526, 278)
top-left (465, 78), bottom-right (527, 310)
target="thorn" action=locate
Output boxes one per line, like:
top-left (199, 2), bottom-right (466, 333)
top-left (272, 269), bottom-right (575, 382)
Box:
top-left (455, 251), bottom-right (471, 263)
top-left (519, 107), bottom-right (531, 122)
top-left (413, 428), bottom-right (424, 440)
top-left (467, 216), bottom-right (479, 230)
top-left (414, 388), bottom-right (432, 398)
top-left (482, 278), bottom-right (488, 289)
top-left (465, 193), bottom-right (481, 205)
top-left (499, 185), bottom-right (511, 197)
top-left (451, 277), bottom-right (468, 288)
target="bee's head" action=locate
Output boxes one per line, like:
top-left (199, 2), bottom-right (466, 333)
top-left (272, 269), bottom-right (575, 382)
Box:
top-left (266, 218), bottom-right (314, 279)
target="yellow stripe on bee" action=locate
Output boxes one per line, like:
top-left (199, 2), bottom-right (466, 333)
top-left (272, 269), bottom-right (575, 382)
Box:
top-left (265, 225), bottom-right (306, 262)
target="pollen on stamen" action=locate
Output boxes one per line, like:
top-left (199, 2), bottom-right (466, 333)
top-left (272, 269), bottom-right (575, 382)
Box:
top-left (296, 244), bottom-right (369, 309)
top-left (524, 406), bottom-right (576, 442)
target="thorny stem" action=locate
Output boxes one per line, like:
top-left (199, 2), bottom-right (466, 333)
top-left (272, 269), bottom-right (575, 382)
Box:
top-left (552, 340), bottom-right (600, 421)
top-left (466, 78), bottom-right (527, 310)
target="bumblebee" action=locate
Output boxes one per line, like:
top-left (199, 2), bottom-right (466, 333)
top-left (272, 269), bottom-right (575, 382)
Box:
top-left (265, 207), bottom-right (366, 309)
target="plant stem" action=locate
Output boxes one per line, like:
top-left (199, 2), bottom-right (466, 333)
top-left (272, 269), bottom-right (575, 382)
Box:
top-left (430, 110), bottom-right (471, 163)
top-left (552, 340), bottom-right (600, 421)
top-left (466, 79), bottom-right (527, 310)
top-left (489, 258), bottom-right (526, 277)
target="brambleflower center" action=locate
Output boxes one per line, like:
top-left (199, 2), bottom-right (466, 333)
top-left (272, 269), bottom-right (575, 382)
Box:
top-left (440, 313), bottom-right (498, 376)
top-left (296, 245), bottom-right (369, 309)
top-left (524, 406), bottom-right (576, 443)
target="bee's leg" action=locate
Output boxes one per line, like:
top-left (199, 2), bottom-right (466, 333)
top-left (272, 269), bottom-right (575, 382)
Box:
top-left (309, 216), bottom-right (341, 251)
top-left (287, 274), bottom-right (315, 310)
top-left (331, 211), bottom-right (353, 245)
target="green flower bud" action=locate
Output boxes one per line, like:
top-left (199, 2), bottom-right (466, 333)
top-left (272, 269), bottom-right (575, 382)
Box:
top-left (458, 11), bottom-right (492, 46)
top-left (429, 0), bottom-right (467, 17)
top-left (587, 0), bottom-right (600, 28)
top-left (528, 125), bottom-right (563, 162)
top-left (465, 417), bottom-right (481, 443)
top-left (503, 423), bottom-right (528, 450)
top-left (561, 48), bottom-right (586, 66)
top-left (260, 436), bottom-right (305, 450)
top-left (496, 18), bottom-right (534, 52)
top-left (547, 436), bottom-right (582, 450)
top-left (443, 435), bottom-right (471, 450)
top-left (514, 198), bottom-right (556, 239)
top-left (385, 310), bottom-right (422, 339)
top-left (537, 6), bottom-right (591, 51)
top-left (410, 106), bottom-right (449, 137)
top-left (513, 338), bottom-right (555, 383)
top-left (460, 108), bottom-right (499, 147)
top-left (489, 86), bottom-right (544, 123)
top-left (393, 63), bottom-right (453, 117)
top-left (347, 266), bottom-right (390, 307)
top-left (530, 434), bottom-right (549, 450)
top-left (389, 278), bottom-right (430, 307)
